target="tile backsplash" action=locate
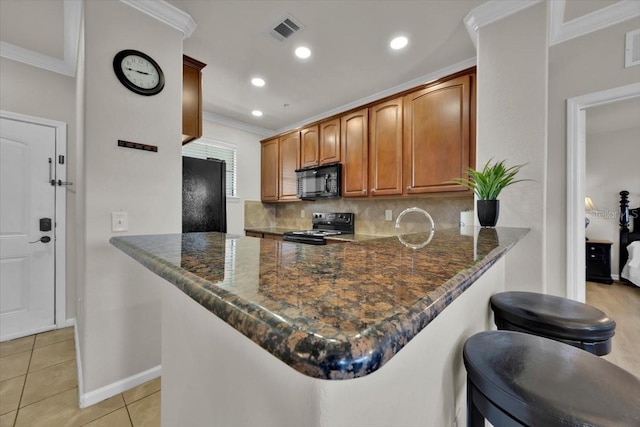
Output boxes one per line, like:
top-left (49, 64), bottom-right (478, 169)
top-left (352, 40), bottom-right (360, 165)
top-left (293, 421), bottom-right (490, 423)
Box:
top-left (245, 196), bottom-right (473, 236)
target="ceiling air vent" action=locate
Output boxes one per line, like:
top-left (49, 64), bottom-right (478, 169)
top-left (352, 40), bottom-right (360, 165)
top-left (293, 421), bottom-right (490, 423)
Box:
top-left (625, 29), bottom-right (640, 68)
top-left (269, 14), bottom-right (303, 42)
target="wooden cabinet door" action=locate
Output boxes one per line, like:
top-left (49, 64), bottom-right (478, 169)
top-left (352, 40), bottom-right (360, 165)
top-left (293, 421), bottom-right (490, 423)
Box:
top-left (403, 75), bottom-right (471, 194)
top-left (319, 118), bottom-right (341, 164)
top-left (261, 138), bottom-right (279, 201)
top-left (341, 109), bottom-right (369, 197)
top-left (182, 55), bottom-right (206, 144)
top-left (278, 132), bottom-right (300, 201)
top-left (369, 97), bottom-right (403, 196)
top-left (300, 125), bottom-right (319, 168)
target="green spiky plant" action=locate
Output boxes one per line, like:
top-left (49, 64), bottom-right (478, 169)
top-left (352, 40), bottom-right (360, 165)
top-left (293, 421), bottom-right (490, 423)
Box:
top-left (449, 159), bottom-right (530, 200)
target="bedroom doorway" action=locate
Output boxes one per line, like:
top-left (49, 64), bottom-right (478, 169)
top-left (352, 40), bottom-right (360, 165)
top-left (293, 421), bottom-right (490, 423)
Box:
top-left (566, 83), bottom-right (640, 302)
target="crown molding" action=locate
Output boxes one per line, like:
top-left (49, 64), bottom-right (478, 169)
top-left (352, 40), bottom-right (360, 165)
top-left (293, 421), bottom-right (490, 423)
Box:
top-left (0, 0), bottom-right (81, 77)
top-left (274, 57), bottom-right (477, 135)
top-left (464, 0), bottom-right (542, 48)
top-left (119, 0), bottom-right (196, 38)
top-left (203, 111), bottom-right (274, 137)
top-left (550, 0), bottom-right (640, 46)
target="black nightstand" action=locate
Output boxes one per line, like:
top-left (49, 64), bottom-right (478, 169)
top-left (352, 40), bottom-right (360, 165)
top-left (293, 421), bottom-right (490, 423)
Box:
top-left (586, 240), bottom-right (613, 284)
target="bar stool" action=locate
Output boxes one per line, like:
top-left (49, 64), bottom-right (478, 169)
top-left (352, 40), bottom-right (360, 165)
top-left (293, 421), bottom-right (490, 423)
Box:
top-left (490, 291), bottom-right (615, 355)
top-left (463, 330), bottom-right (640, 427)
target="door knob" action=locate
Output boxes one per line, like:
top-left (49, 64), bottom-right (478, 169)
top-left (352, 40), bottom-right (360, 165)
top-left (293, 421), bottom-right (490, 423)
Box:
top-left (29, 236), bottom-right (51, 244)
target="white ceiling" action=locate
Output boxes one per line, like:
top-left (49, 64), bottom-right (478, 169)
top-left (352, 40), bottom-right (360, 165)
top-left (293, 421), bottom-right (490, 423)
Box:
top-left (1, 0), bottom-right (635, 136)
top-left (168, 0), bottom-right (484, 132)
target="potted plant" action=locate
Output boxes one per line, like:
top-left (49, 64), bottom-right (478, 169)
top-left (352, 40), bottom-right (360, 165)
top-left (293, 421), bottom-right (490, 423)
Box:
top-left (449, 159), bottom-right (529, 227)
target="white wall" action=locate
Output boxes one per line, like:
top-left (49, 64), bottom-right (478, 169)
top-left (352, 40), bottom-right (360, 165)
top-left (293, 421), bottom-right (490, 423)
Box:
top-left (476, 3), bottom-right (548, 293)
top-left (586, 127), bottom-right (640, 276)
top-left (0, 57), bottom-right (77, 321)
top-left (546, 16), bottom-right (640, 296)
top-left (80, 0), bottom-right (183, 398)
top-left (200, 120), bottom-right (262, 235)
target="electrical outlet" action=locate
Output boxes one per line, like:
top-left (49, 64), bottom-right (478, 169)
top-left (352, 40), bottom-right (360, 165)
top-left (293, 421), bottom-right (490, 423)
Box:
top-left (301, 210), bottom-right (306, 218)
top-left (385, 210), bottom-right (393, 221)
top-left (112, 212), bottom-right (128, 232)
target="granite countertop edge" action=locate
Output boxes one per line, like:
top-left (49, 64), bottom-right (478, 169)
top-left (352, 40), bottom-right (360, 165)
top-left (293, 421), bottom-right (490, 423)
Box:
top-left (110, 229), bottom-right (527, 380)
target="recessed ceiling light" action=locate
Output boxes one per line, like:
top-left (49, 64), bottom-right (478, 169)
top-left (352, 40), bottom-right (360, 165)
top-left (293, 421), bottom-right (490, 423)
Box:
top-left (295, 46), bottom-right (311, 59)
top-left (252, 110), bottom-right (263, 117)
top-left (390, 36), bottom-right (408, 50)
top-left (251, 77), bottom-right (265, 87)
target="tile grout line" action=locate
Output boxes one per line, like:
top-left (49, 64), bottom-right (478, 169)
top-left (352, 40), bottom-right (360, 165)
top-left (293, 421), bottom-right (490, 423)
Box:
top-left (13, 340), bottom-right (35, 427)
top-left (125, 401), bottom-right (135, 427)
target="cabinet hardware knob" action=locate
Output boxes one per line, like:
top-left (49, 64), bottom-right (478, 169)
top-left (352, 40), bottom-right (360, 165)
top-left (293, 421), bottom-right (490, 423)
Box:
top-left (362, 189), bottom-right (367, 194)
top-left (406, 186), bottom-right (412, 190)
top-left (371, 189), bottom-right (376, 193)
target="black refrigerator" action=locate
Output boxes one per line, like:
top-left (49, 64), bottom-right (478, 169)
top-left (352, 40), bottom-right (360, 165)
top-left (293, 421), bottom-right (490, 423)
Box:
top-left (182, 156), bottom-right (227, 233)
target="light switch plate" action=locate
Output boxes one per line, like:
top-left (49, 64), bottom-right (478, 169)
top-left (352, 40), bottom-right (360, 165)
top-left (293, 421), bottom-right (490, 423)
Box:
top-left (385, 210), bottom-right (393, 221)
top-left (301, 210), bottom-right (305, 218)
top-left (112, 212), bottom-right (128, 232)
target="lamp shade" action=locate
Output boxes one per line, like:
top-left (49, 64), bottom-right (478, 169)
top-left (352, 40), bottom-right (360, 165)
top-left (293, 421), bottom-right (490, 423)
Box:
top-left (585, 197), bottom-right (597, 212)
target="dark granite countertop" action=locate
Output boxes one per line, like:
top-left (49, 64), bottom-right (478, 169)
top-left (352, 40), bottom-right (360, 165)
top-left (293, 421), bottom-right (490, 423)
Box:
top-left (110, 227), bottom-right (528, 380)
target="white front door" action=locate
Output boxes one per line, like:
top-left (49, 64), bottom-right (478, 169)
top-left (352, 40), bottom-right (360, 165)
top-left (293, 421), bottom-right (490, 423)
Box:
top-left (1, 117), bottom-right (57, 341)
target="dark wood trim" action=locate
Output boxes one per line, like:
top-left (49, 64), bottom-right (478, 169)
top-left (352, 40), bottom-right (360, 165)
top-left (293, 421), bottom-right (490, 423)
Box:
top-left (183, 54), bottom-right (207, 70)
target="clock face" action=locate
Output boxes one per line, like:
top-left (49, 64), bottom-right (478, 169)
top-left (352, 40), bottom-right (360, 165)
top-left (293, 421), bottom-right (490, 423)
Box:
top-left (113, 50), bottom-right (165, 96)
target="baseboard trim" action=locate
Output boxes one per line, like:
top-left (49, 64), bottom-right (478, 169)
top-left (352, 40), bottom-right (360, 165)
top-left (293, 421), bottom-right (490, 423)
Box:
top-left (612, 274), bottom-right (620, 281)
top-left (62, 318), bottom-right (76, 328)
top-left (80, 364), bottom-right (162, 408)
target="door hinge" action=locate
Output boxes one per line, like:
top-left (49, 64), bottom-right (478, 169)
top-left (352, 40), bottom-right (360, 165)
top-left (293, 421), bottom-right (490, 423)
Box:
top-left (58, 155), bottom-right (65, 164)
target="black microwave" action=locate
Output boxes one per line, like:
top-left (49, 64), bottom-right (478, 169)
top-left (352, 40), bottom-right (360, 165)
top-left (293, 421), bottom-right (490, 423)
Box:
top-left (296, 163), bottom-right (341, 200)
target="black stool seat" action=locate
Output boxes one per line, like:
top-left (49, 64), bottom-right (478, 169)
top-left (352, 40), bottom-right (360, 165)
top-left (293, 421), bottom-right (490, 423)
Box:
top-left (464, 331), bottom-right (640, 427)
top-left (490, 291), bottom-right (615, 355)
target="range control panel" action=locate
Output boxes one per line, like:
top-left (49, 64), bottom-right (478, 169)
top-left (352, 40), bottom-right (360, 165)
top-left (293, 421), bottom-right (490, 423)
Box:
top-left (311, 212), bottom-right (354, 233)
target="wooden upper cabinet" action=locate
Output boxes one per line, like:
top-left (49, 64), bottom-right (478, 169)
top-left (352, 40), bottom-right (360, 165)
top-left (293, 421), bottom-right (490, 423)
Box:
top-left (403, 75), bottom-right (471, 194)
top-left (261, 138), bottom-right (279, 201)
top-left (182, 55), bottom-right (206, 145)
top-left (368, 97), bottom-right (403, 196)
top-left (300, 125), bottom-right (319, 168)
top-left (319, 118), bottom-right (341, 164)
top-left (341, 109), bottom-right (368, 197)
top-left (278, 131), bottom-right (301, 201)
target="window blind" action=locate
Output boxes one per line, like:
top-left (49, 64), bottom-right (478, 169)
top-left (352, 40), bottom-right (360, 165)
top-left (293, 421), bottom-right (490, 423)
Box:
top-left (182, 139), bottom-right (237, 197)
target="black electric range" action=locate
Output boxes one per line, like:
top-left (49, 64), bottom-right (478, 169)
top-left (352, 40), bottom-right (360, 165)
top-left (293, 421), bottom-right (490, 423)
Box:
top-left (283, 212), bottom-right (354, 245)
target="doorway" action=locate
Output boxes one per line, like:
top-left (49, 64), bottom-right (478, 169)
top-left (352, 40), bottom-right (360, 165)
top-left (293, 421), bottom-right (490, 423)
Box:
top-left (566, 83), bottom-right (640, 302)
top-left (0, 110), bottom-right (67, 341)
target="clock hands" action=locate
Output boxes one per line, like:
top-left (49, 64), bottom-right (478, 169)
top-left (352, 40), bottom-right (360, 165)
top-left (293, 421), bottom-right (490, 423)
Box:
top-left (125, 67), bottom-right (151, 75)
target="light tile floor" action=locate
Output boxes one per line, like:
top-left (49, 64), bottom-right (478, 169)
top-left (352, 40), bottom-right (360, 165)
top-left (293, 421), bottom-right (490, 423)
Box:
top-left (586, 280), bottom-right (640, 377)
top-left (0, 327), bottom-right (160, 427)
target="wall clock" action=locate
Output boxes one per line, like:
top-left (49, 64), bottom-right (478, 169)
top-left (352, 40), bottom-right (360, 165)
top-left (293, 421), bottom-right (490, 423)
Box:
top-left (113, 49), bottom-right (165, 96)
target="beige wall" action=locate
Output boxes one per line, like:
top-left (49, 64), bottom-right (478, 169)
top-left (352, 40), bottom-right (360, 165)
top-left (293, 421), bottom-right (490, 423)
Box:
top-left (200, 120), bottom-right (262, 235)
top-left (586, 127), bottom-right (640, 276)
top-left (0, 57), bottom-right (78, 321)
top-left (80, 0), bottom-right (183, 396)
top-left (546, 17), bottom-right (640, 296)
top-left (476, 3), bottom-right (548, 293)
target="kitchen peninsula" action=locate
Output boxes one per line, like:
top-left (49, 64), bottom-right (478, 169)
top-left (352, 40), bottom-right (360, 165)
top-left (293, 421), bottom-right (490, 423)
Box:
top-left (111, 227), bottom-right (528, 426)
